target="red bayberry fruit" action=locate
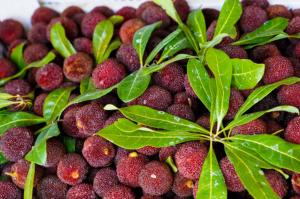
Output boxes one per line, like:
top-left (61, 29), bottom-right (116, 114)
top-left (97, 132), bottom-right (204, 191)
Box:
top-left (37, 175), bottom-right (68, 199)
top-left (119, 18), bottom-right (145, 43)
top-left (36, 63), bottom-right (64, 91)
top-left (0, 58), bottom-right (17, 78)
top-left (240, 6), bottom-right (268, 33)
top-left (66, 183), bottom-right (96, 199)
top-left (285, 116), bottom-right (300, 144)
top-left (93, 167), bottom-right (119, 197)
top-left (103, 185), bottom-right (135, 199)
top-left (231, 119), bottom-right (267, 136)
top-left (167, 104), bottom-right (195, 121)
top-left (116, 7), bottom-right (137, 21)
top-left (0, 19), bottom-right (24, 45)
top-left (116, 43), bottom-right (140, 72)
top-left (24, 43), bottom-right (49, 64)
top-left (267, 4), bottom-right (292, 19)
top-left (73, 37), bottom-right (92, 55)
top-left (31, 7), bottom-right (59, 25)
top-left (81, 12), bottom-right (106, 38)
top-left (0, 181), bottom-right (22, 199)
top-left (28, 23), bottom-right (48, 44)
top-left (45, 139), bottom-right (66, 168)
top-left (265, 170), bottom-right (288, 198)
top-left (277, 83), bottom-right (300, 109)
top-left (172, 173), bottom-right (194, 197)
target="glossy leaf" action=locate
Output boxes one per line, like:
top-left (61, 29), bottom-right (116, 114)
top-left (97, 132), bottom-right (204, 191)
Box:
top-left (0, 99), bottom-right (15, 109)
top-left (43, 87), bottom-right (75, 123)
top-left (0, 112), bottom-right (45, 135)
top-left (153, 0), bottom-right (182, 24)
top-left (10, 42), bottom-right (26, 70)
top-left (244, 32), bottom-right (288, 49)
top-left (197, 144), bottom-right (227, 199)
top-left (23, 162), bottom-right (35, 199)
top-left (62, 136), bottom-right (76, 153)
top-left (50, 22), bottom-right (76, 58)
top-left (166, 156), bottom-right (178, 172)
top-left (0, 152), bottom-right (8, 164)
top-left (231, 59), bottom-right (265, 90)
top-left (202, 33), bottom-right (230, 49)
top-left (133, 21), bottom-right (161, 66)
top-left (187, 9), bottom-right (207, 44)
top-left (0, 93), bottom-right (14, 100)
top-left (109, 15), bottom-right (124, 24)
top-left (93, 20), bottom-right (114, 64)
top-left (235, 77), bottom-right (300, 118)
top-left (114, 118), bottom-right (141, 132)
top-left (102, 38), bottom-right (121, 61)
top-left (80, 77), bottom-right (96, 94)
top-left (214, 0), bottom-right (242, 37)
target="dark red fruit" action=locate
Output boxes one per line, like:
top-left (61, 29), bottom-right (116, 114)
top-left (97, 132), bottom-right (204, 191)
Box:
top-left (220, 45), bottom-right (248, 59)
top-left (103, 185), bottom-right (135, 199)
top-left (33, 93), bottom-right (47, 116)
top-left (184, 75), bottom-right (197, 98)
top-left (36, 63), bottom-right (64, 91)
top-left (57, 153), bottom-right (88, 185)
top-left (28, 23), bottom-right (48, 44)
top-left (242, 0), bottom-right (269, 8)
top-left (153, 63), bottom-right (185, 93)
top-left (240, 6), bottom-right (268, 33)
top-left (116, 152), bottom-right (148, 187)
top-left (167, 104), bottom-right (195, 121)
top-left (0, 181), bottom-right (22, 199)
top-left (116, 7), bottom-right (137, 21)
top-left (62, 105), bottom-right (84, 138)
top-left (266, 119), bottom-right (283, 134)
top-left (265, 170), bottom-right (288, 198)
top-left (45, 139), bottom-right (66, 168)
top-left (104, 111), bottom-right (124, 127)
top-left (81, 12), bottom-right (106, 38)
top-left (141, 194), bottom-right (163, 199)
top-left (82, 136), bottom-right (115, 167)
top-left (294, 42), bottom-right (300, 58)
top-left (174, 0), bottom-right (190, 21)
top-left (285, 116), bottom-right (300, 144)
top-left (37, 175), bottom-right (68, 199)
top-left (47, 17), bottom-right (78, 40)
top-left (62, 6), bottom-right (85, 20)
top-left (73, 37), bottom-right (92, 55)
top-left (136, 2), bottom-right (156, 18)
top-left (224, 88), bottom-right (245, 120)
top-left (137, 147), bottom-right (160, 156)
top-left (31, 7), bottom-right (59, 25)
top-left (232, 119), bottom-right (267, 136)
top-left (24, 43), bottom-right (49, 64)
top-left (119, 18), bottom-right (145, 43)
top-left (63, 52), bottom-right (93, 82)
top-left (292, 173), bottom-right (300, 194)
top-left (4, 79), bottom-right (31, 96)
top-left (93, 167), bottom-right (119, 197)
top-left (0, 58), bottom-right (17, 78)
top-left (0, 127), bottom-right (33, 162)
top-left (278, 83), bottom-right (300, 109)
top-left (91, 6), bottom-right (114, 17)
top-left (116, 43), bottom-right (140, 72)
top-left (0, 19), bottom-right (24, 45)
top-left (196, 114), bottom-right (213, 130)
top-left (175, 142), bottom-right (208, 180)
top-left (287, 17), bottom-right (300, 34)
top-left (66, 183), bottom-right (96, 199)
top-left (92, 58), bottom-right (126, 89)
top-left (203, 8), bottom-right (219, 27)
top-left (174, 92), bottom-right (200, 111)
top-left (138, 161), bottom-right (173, 196)
top-left (267, 4), bottom-right (292, 19)
top-left (220, 157), bottom-right (245, 192)
top-left (114, 147), bottom-right (131, 165)
top-left (172, 173), bottom-right (194, 197)
top-left (251, 44), bottom-right (281, 63)
top-left (140, 4), bottom-right (170, 27)
top-left (159, 146), bottom-right (177, 161)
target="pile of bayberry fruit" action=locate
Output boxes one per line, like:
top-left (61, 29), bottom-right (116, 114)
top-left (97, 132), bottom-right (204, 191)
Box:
top-left (1, 0), bottom-right (300, 198)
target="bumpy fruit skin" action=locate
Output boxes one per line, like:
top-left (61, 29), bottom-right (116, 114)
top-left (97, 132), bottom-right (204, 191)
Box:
top-left (203, 8), bottom-right (219, 27)
top-left (240, 6), bottom-right (268, 33)
top-left (103, 185), bottom-right (135, 199)
top-left (0, 19), bottom-right (24, 45)
top-left (92, 58), bottom-right (126, 89)
top-left (225, 88), bottom-right (245, 120)
top-left (265, 170), bottom-right (288, 198)
top-left (91, 6), bottom-right (114, 17)
top-left (220, 45), bottom-right (248, 59)
top-left (138, 161), bottom-right (173, 196)
top-left (82, 136), bottom-right (115, 167)
top-left (287, 17), bottom-right (300, 34)
top-left (63, 52), bottom-right (93, 82)
top-left (251, 44), bottom-right (281, 63)
top-left (45, 139), bottom-right (66, 168)
top-left (37, 175), bottom-right (68, 199)
top-left (175, 142), bottom-right (208, 180)
top-left (28, 23), bottom-right (48, 44)
top-left (66, 183), bottom-right (96, 199)
top-left (0, 127), bottom-right (33, 162)
top-left (153, 63), bottom-right (185, 93)
top-left (284, 116), bottom-right (300, 144)
top-left (174, 0), bottom-right (190, 21)
top-left (4, 79), bottom-right (32, 96)
top-left (114, 147), bottom-right (131, 165)
top-left (116, 43), bottom-right (140, 72)
top-left (167, 104), bottom-right (195, 121)
top-left (141, 194), bottom-right (163, 199)
top-left (232, 119), bottom-right (267, 136)
top-left (292, 173), bottom-right (300, 194)
top-left (62, 6), bottom-right (85, 19)
top-left (116, 152), bottom-right (148, 187)
top-left (0, 58), bottom-right (17, 78)
top-left (81, 12), bottom-right (106, 38)
top-left (24, 43), bottom-right (49, 64)
top-left (62, 105), bottom-right (84, 138)
top-left (116, 7), bottom-right (137, 21)
top-left (119, 18), bottom-right (145, 43)
top-left (36, 63), bottom-right (64, 91)
top-left (0, 181), bottom-right (22, 199)
top-left (104, 111), bottom-right (124, 127)
top-left (57, 153), bottom-right (88, 185)
top-left (242, 0), bottom-right (269, 8)
top-left (47, 17), bottom-right (78, 41)
top-left (31, 7), bottom-right (59, 25)
top-left (93, 167), bottom-right (119, 197)
top-left (159, 146), bottom-right (177, 161)
top-left (33, 93), bottom-right (48, 116)
top-left (140, 4), bottom-right (170, 27)
top-left (73, 37), bottom-right (92, 55)
top-left (184, 75), bottom-right (197, 98)
top-left (172, 173), bottom-right (194, 197)
top-left (137, 146), bottom-right (160, 156)
top-left (220, 157), bottom-right (245, 192)
top-left (196, 115), bottom-right (212, 130)
top-left (174, 92), bottom-right (200, 111)
top-left (267, 4), bottom-right (292, 19)
top-left (277, 83), bottom-right (300, 109)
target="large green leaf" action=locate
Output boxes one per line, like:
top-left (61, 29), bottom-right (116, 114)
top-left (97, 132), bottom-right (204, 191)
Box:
top-left (80, 77), bottom-right (96, 94)
top-left (187, 9), bottom-right (207, 44)
top-left (23, 162), bottom-right (35, 199)
top-left (231, 134), bottom-right (300, 173)
top-left (93, 20), bottom-right (114, 64)
top-left (114, 118), bottom-right (142, 132)
top-left (197, 144), bottom-right (227, 199)
top-left (50, 22), bottom-right (76, 58)
top-left (244, 33), bottom-right (288, 49)
top-left (231, 59), bottom-right (265, 90)
top-left (102, 38), bottom-right (121, 61)
top-left (214, 0), bottom-right (242, 37)
top-left (10, 42), bottom-right (26, 70)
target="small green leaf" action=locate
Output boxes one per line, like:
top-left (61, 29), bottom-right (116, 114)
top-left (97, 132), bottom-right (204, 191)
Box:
top-left (50, 22), bottom-right (76, 58)
top-left (0, 152), bottom-right (8, 164)
top-left (0, 112), bottom-right (45, 135)
top-left (109, 15), bottom-right (124, 25)
top-left (202, 33), bottom-right (230, 49)
top-left (197, 144), bottom-right (227, 199)
top-left (153, 0), bottom-right (182, 24)
top-left (0, 99), bottom-right (15, 109)
top-left (214, 0), bottom-right (242, 38)
top-left (231, 134), bottom-right (300, 173)
top-left (225, 146), bottom-right (280, 199)
top-left (235, 77), bottom-right (300, 118)
top-left (0, 93), bottom-right (14, 100)
top-left (98, 124), bottom-right (201, 149)
top-left (10, 42), bottom-right (26, 70)
top-left (187, 9), bottom-right (207, 44)
top-left (133, 21), bottom-right (161, 66)
top-left (117, 70), bottom-right (151, 103)
top-left (165, 156), bottom-right (178, 173)
top-left (93, 20), bottom-right (114, 64)
top-left (102, 38), bottom-right (121, 61)
top-left (23, 162), bottom-right (35, 199)
top-left (233, 17), bottom-right (289, 46)
top-left (80, 77), bottom-right (96, 94)
top-left (244, 32), bottom-right (288, 49)
top-left (43, 87), bottom-right (75, 123)
top-left (25, 123), bottom-right (60, 165)
top-left (114, 118), bottom-right (141, 132)
top-left (61, 135), bottom-right (76, 153)
top-left (231, 59), bottom-right (265, 90)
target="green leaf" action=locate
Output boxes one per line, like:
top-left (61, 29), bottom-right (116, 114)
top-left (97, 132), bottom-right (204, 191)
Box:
top-left (244, 32), bottom-right (288, 49)
top-left (0, 112), bottom-right (45, 135)
top-left (50, 22), bottom-right (76, 58)
top-left (0, 52), bottom-right (56, 86)
top-left (231, 59), bottom-right (265, 90)
top-left (0, 99), bottom-right (15, 109)
top-left (25, 123), bottom-right (60, 165)
top-left (80, 78), bottom-right (96, 94)
top-left (165, 156), bottom-right (178, 172)
top-left (202, 33), bottom-right (230, 49)
top-left (225, 146), bottom-right (280, 199)
top-left (114, 118), bottom-right (141, 132)
top-left (62, 135), bottom-right (76, 153)
top-left (117, 70), bottom-right (151, 103)
top-left (187, 9), bottom-right (207, 44)
top-left (133, 21), bottom-right (161, 66)
top-left (145, 29), bottom-right (182, 65)
top-left (187, 58), bottom-right (212, 111)
top-left (43, 87), bottom-right (75, 123)
top-left (233, 17), bottom-right (289, 46)
top-left (102, 38), bottom-right (121, 61)
top-left (109, 15), bottom-right (124, 25)
top-left (0, 152), bottom-right (8, 164)
top-left (206, 48), bottom-right (232, 130)
top-left (230, 134), bottom-right (300, 173)
top-left (214, 0), bottom-right (242, 37)
top-left (98, 124), bottom-right (201, 149)
top-left (197, 144), bottom-right (227, 199)
top-left (0, 93), bottom-right (14, 100)
top-left (93, 20), bottom-right (114, 64)
top-left (23, 162), bottom-right (35, 199)
top-left (235, 77), bottom-right (300, 118)
top-left (10, 42), bottom-right (26, 70)
top-left (153, 0), bottom-right (182, 24)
